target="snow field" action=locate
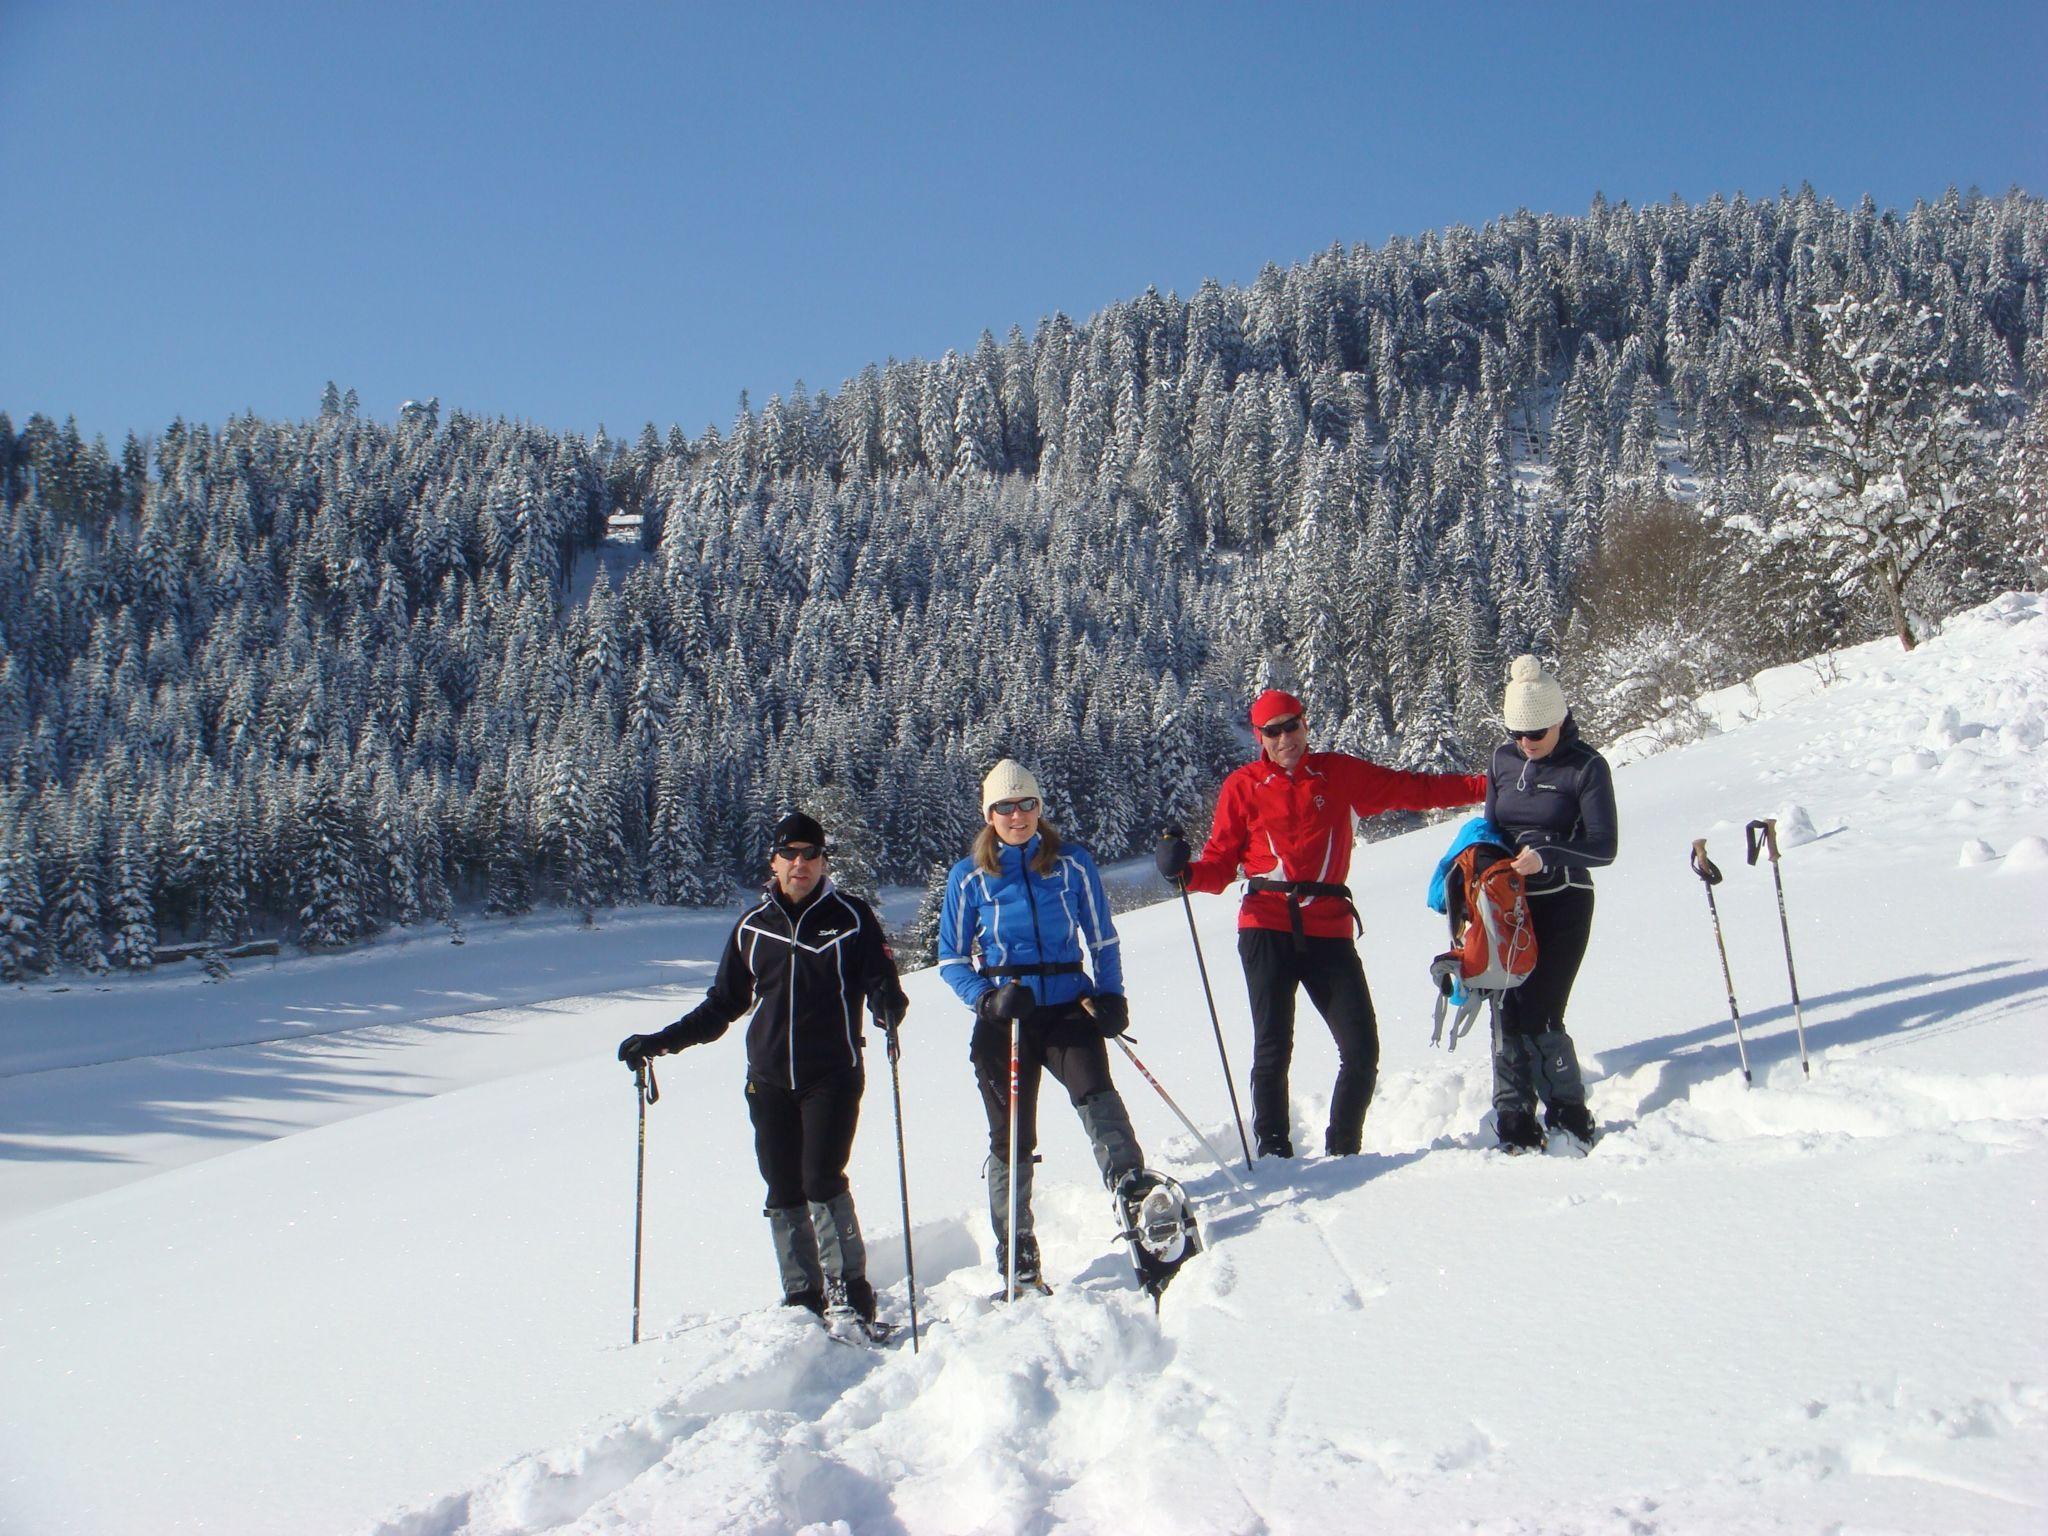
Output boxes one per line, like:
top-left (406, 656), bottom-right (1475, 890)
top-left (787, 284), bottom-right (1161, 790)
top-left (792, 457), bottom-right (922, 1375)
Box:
top-left (3, 593), bottom-right (2046, 1534)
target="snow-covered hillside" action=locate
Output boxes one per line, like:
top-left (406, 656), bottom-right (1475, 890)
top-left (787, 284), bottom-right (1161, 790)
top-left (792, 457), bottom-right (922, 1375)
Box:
top-left (4, 594), bottom-right (2046, 1536)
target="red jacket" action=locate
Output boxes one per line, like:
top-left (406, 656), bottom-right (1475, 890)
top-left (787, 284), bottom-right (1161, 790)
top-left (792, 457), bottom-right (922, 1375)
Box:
top-left (1186, 752), bottom-right (1486, 938)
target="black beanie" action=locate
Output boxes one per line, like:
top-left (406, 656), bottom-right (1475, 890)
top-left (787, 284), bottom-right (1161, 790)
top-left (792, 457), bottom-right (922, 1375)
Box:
top-left (772, 810), bottom-right (826, 850)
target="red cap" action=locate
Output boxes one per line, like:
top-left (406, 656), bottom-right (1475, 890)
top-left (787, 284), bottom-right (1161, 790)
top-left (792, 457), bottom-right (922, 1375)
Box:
top-left (1249, 689), bottom-right (1305, 729)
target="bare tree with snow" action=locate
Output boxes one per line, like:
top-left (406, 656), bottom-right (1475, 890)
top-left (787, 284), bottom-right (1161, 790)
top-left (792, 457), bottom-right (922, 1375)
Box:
top-left (1746, 294), bottom-right (2007, 649)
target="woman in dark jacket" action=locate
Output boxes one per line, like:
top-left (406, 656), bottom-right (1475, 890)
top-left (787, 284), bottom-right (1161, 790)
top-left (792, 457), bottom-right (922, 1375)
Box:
top-left (618, 811), bottom-right (908, 1321)
top-left (1482, 657), bottom-right (1618, 1152)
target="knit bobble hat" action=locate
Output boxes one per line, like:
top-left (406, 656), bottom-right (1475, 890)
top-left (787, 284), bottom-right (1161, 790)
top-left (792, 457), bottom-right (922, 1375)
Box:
top-left (982, 758), bottom-right (1042, 812)
top-left (1249, 689), bottom-right (1306, 730)
top-left (1502, 655), bottom-right (1568, 733)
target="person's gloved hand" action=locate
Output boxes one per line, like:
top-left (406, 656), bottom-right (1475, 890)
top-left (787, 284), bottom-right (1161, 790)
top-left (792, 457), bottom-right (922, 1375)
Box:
top-left (617, 1031), bottom-right (674, 1068)
top-left (975, 980), bottom-right (1035, 1025)
top-left (1156, 827), bottom-right (1191, 883)
top-left (1087, 993), bottom-right (1130, 1037)
top-left (871, 997), bottom-right (906, 1030)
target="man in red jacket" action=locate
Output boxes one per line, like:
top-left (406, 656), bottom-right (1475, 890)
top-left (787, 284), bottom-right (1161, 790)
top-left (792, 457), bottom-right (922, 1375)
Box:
top-left (1158, 690), bottom-right (1485, 1158)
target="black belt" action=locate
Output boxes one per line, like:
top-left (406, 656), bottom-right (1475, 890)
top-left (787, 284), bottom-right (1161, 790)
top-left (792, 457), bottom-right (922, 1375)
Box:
top-left (1244, 877), bottom-right (1363, 950)
top-left (980, 961), bottom-right (1084, 980)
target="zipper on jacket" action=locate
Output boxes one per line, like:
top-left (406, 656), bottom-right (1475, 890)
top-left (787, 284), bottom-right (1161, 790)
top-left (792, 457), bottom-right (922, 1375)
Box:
top-left (1020, 841), bottom-right (1050, 996)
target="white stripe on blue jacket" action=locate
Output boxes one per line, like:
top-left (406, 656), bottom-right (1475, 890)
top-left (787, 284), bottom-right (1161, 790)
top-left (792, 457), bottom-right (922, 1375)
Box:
top-left (938, 834), bottom-right (1124, 1011)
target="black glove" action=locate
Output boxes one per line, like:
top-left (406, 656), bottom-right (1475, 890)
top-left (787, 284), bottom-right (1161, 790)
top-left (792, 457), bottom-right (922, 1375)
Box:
top-left (1088, 993), bottom-right (1130, 1037)
top-left (870, 998), bottom-right (906, 1030)
top-left (975, 980), bottom-right (1035, 1025)
top-left (617, 1031), bottom-right (673, 1068)
top-left (1156, 828), bottom-right (1191, 883)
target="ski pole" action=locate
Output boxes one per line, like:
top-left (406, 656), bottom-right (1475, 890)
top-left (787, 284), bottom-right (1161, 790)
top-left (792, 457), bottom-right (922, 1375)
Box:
top-left (879, 1017), bottom-right (920, 1353)
top-left (1111, 1034), bottom-right (1251, 1195)
top-left (1163, 828), bottom-right (1254, 1171)
top-left (631, 1058), bottom-right (659, 1344)
top-left (1006, 1016), bottom-right (1021, 1304)
top-left (1689, 840), bottom-right (1752, 1086)
top-left (1746, 819), bottom-right (1812, 1077)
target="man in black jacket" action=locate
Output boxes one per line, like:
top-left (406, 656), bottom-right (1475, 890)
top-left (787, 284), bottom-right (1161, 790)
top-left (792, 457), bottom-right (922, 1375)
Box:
top-left (619, 812), bottom-right (908, 1321)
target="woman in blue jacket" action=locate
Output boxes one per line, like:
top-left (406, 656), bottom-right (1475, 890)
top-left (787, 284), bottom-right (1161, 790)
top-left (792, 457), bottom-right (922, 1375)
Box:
top-left (938, 759), bottom-right (1143, 1290)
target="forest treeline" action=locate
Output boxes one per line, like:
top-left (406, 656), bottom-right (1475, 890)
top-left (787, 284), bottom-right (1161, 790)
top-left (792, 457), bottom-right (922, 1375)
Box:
top-left (2, 187), bottom-right (2043, 975)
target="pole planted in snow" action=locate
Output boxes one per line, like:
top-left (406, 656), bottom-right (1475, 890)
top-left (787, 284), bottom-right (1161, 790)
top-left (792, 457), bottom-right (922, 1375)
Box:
top-left (1746, 819), bottom-right (1812, 1077)
top-left (1690, 840), bottom-right (1752, 1086)
top-left (879, 1017), bottom-right (920, 1352)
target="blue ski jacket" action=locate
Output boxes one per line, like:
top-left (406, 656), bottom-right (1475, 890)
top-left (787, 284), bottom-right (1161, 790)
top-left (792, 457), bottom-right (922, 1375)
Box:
top-left (938, 835), bottom-right (1124, 1012)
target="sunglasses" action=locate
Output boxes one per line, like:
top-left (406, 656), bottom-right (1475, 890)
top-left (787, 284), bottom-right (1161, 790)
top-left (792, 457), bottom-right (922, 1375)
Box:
top-left (1508, 726), bottom-right (1552, 742)
top-left (1258, 716), bottom-right (1304, 739)
top-left (774, 844), bottom-right (825, 862)
top-left (988, 797), bottom-right (1040, 817)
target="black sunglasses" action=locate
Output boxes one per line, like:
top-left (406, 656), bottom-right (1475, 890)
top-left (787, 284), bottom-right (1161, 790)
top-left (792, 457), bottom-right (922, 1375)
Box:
top-left (774, 843), bottom-right (826, 862)
top-left (1508, 726), bottom-right (1552, 741)
top-left (1258, 716), bottom-right (1304, 739)
top-left (988, 797), bottom-right (1040, 816)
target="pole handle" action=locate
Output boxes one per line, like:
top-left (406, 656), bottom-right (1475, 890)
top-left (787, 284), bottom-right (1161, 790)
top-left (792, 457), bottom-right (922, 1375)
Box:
top-left (1690, 839), bottom-right (1723, 886)
top-left (637, 1058), bottom-right (661, 1105)
top-left (1744, 819), bottom-right (1779, 867)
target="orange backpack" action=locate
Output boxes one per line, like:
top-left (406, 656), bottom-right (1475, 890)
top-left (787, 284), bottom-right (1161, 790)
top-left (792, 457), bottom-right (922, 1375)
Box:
top-left (1428, 842), bottom-right (1538, 1049)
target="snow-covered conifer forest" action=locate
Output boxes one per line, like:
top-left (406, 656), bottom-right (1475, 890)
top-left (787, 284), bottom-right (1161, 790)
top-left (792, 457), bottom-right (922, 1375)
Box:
top-left (2, 188), bottom-right (2043, 968)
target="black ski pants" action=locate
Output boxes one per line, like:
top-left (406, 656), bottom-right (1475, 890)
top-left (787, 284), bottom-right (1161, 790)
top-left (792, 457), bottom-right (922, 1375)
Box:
top-left (1238, 930), bottom-right (1379, 1153)
top-left (746, 1063), bottom-right (864, 1211)
top-left (1493, 886), bottom-right (1595, 1117)
top-left (971, 1004), bottom-right (1116, 1163)
top-left (1499, 886), bottom-right (1595, 1039)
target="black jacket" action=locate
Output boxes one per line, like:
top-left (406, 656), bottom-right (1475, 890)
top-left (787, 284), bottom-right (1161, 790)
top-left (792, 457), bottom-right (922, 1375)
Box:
top-left (1483, 716), bottom-right (1618, 895)
top-left (655, 880), bottom-right (908, 1089)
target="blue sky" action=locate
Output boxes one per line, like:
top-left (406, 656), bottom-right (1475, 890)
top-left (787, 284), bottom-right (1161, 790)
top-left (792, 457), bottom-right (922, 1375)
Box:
top-left (2, 1), bottom-right (2042, 443)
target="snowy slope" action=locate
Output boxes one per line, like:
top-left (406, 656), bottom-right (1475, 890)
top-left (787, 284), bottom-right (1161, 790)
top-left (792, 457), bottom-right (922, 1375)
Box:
top-left (3, 593), bottom-right (2046, 1536)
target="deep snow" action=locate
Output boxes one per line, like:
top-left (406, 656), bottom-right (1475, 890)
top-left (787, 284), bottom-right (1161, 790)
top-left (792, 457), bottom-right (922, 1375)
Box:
top-left (3, 593), bottom-right (2046, 1535)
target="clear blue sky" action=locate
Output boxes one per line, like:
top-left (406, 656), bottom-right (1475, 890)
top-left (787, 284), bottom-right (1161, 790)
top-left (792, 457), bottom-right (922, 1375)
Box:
top-left (3, 0), bottom-right (2042, 443)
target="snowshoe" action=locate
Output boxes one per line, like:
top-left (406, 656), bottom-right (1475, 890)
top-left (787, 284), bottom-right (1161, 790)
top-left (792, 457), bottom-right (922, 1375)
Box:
top-left (821, 1279), bottom-right (901, 1344)
top-left (822, 1310), bottom-right (901, 1346)
top-left (1112, 1169), bottom-right (1201, 1307)
top-left (987, 1275), bottom-right (1054, 1303)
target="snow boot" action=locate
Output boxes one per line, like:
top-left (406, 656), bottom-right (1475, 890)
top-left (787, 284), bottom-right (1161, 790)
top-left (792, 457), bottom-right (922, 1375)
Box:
top-left (1256, 1133), bottom-right (1295, 1159)
top-left (1545, 1100), bottom-right (1598, 1148)
top-left (767, 1204), bottom-right (825, 1310)
top-left (1495, 1108), bottom-right (1545, 1154)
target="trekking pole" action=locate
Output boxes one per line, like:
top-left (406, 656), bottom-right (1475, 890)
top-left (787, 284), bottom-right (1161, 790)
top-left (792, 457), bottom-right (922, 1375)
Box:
top-left (879, 1018), bottom-right (920, 1353)
top-left (1689, 840), bottom-right (1752, 1086)
top-left (1111, 1034), bottom-right (1251, 1195)
top-left (631, 1058), bottom-right (659, 1344)
top-left (1162, 829), bottom-right (1254, 1171)
top-left (1005, 1016), bottom-right (1021, 1304)
top-left (1746, 819), bottom-right (1812, 1077)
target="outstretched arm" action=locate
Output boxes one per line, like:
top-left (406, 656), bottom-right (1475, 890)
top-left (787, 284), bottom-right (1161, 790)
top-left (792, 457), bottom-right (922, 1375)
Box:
top-left (1183, 775), bottom-right (1249, 895)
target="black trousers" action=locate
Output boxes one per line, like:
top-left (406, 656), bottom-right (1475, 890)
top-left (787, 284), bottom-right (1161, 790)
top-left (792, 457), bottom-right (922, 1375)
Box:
top-left (747, 1064), bottom-right (864, 1210)
top-left (971, 1004), bottom-right (1116, 1162)
top-left (1499, 886), bottom-right (1596, 1038)
top-left (1238, 930), bottom-right (1380, 1151)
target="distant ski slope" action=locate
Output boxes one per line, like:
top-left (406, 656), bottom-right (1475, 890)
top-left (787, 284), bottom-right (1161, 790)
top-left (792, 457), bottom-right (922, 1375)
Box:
top-left (2, 594), bottom-right (2044, 1536)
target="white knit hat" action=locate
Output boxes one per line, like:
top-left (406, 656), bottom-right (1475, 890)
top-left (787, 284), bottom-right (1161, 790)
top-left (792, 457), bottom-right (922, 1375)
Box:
top-left (1502, 655), bottom-right (1568, 732)
top-left (982, 758), bottom-right (1042, 812)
